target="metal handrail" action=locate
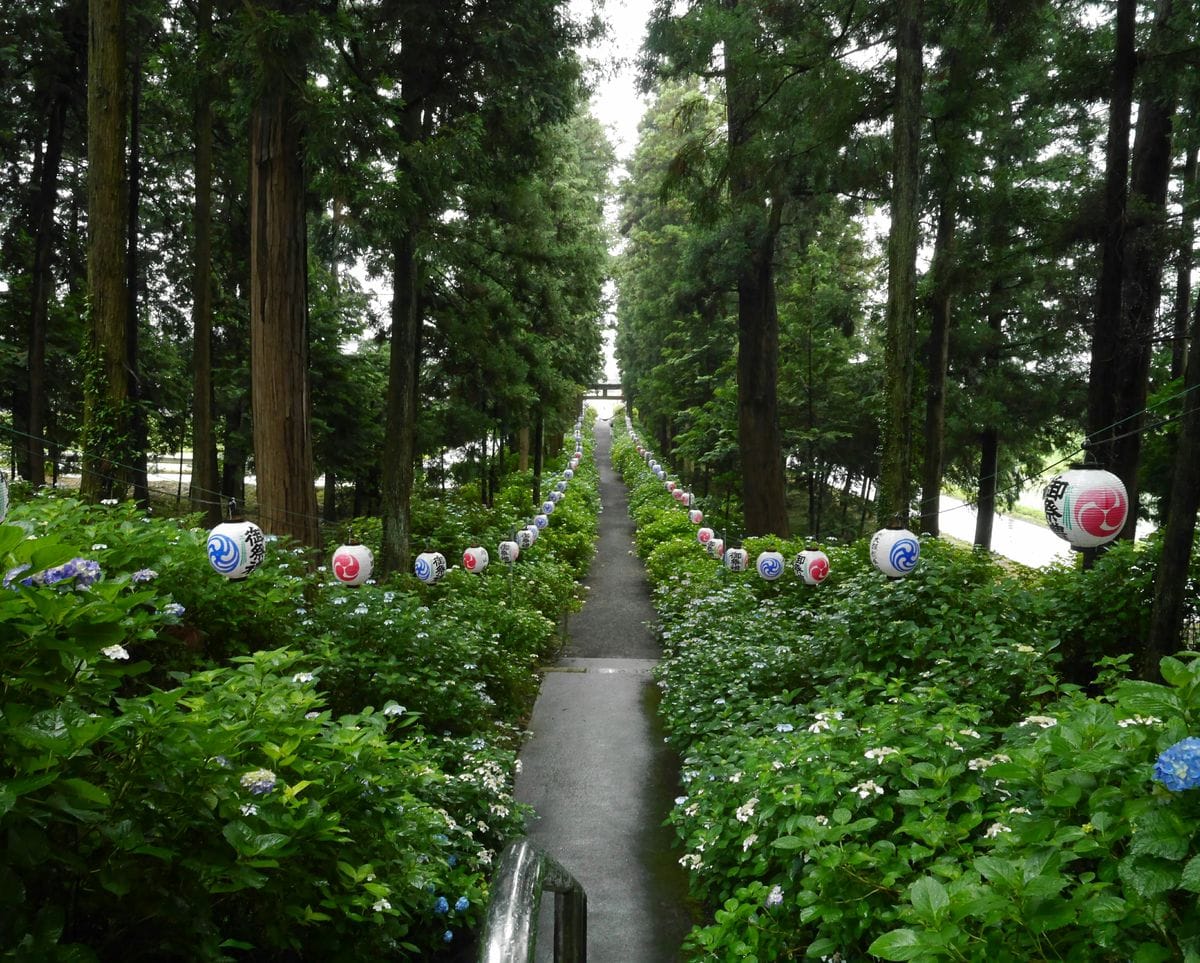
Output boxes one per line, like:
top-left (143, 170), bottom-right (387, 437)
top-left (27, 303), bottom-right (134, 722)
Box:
top-left (478, 838), bottom-right (587, 963)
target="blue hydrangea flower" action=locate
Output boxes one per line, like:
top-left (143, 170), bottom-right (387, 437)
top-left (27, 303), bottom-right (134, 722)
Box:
top-left (1153, 737), bottom-right (1200, 791)
top-left (455, 896), bottom-right (469, 912)
top-left (162, 602), bottom-right (185, 617)
top-left (240, 768), bottom-right (277, 796)
top-left (434, 896), bottom-right (449, 915)
top-left (131, 568), bottom-right (158, 583)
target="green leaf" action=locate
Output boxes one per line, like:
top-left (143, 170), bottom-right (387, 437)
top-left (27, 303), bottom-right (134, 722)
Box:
top-left (1180, 855), bottom-right (1200, 893)
top-left (1157, 657), bottom-right (1193, 689)
top-left (868, 929), bottom-right (924, 961)
top-left (910, 876), bottom-right (950, 924)
top-left (1119, 854), bottom-right (1180, 899)
top-left (772, 835), bottom-right (805, 851)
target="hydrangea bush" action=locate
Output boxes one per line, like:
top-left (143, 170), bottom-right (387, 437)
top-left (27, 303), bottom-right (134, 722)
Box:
top-left (612, 424), bottom-right (1200, 962)
top-left (0, 434), bottom-right (597, 959)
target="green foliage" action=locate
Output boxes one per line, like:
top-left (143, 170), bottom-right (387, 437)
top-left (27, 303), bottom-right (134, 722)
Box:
top-left (0, 439), bottom-right (598, 959)
top-left (614, 418), bottom-right (1200, 961)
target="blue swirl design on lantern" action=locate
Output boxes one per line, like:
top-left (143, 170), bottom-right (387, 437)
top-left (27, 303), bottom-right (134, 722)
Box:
top-left (889, 537), bottom-right (919, 573)
top-left (207, 533), bottom-right (242, 575)
top-left (414, 555), bottom-right (431, 581)
top-left (758, 554), bottom-right (783, 578)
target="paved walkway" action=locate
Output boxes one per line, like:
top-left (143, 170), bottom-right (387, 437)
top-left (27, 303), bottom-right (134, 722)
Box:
top-left (514, 419), bottom-right (694, 962)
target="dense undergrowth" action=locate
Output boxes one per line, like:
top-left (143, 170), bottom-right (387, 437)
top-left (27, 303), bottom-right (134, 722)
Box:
top-left (0, 431), bottom-right (598, 961)
top-left (613, 422), bottom-right (1200, 962)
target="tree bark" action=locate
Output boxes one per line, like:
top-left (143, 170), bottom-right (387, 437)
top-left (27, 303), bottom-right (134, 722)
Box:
top-left (1172, 139), bottom-right (1196, 380)
top-left (724, 0), bottom-right (789, 536)
top-left (919, 187), bottom-right (957, 535)
top-left (82, 0), bottom-right (130, 502)
top-left (1143, 296), bottom-right (1200, 678)
top-left (249, 22), bottom-right (320, 546)
top-left (878, 0), bottom-right (923, 527)
top-left (126, 19), bottom-right (148, 505)
top-left (25, 90), bottom-right (70, 488)
top-left (190, 0), bottom-right (220, 525)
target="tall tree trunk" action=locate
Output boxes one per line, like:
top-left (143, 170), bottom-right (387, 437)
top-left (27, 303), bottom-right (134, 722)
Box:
top-left (379, 226), bottom-right (421, 574)
top-left (1143, 294), bottom-right (1200, 678)
top-left (190, 0), bottom-right (219, 525)
top-left (82, 0), bottom-right (130, 502)
top-left (1172, 139), bottom-right (1196, 380)
top-left (26, 91), bottom-right (69, 488)
top-left (725, 0), bottom-right (789, 536)
top-left (1106, 0), bottom-right (1179, 539)
top-left (878, 0), bottom-right (923, 526)
top-left (249, 12), bottom-right (319, 545)
top-left (920, 187), bottom-right (957, 535)
top-left (532, 411), bottom-right (544, 505)
top-left (518, 425), bottom-right (530, 472)
top-left (974, 428), bottom-right (999, 549)
top-left (126, 21), bottom-right (148, 505)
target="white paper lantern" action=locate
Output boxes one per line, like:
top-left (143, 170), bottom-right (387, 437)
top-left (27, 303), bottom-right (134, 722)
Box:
top-left (555, 480), bottom-right (567, 493)
top-left (516, 528), bottom-right (535, 549)
top-left (534, 514), bottom-right (549, 529)
top-left (697, 527), bottom-right (714, 546)
top-left (756, 551), bottom-right (785, 581)
top-left (332, 544), bottom-right (374, 586)
top-left (463, 546), bottom-right (489, 573)
top-left (414, 551), bottom-right (446, 584)
top-left (672, 489), bottom-right (685, 502)
top-left (793, 550), bottom-right (830, 586)
top-left (526, 524), bottom-right (540, 543)
top-left (708, 538), bottom-right (726, 560)
top-left (655, 469), bottom-right (666, 480)
top-left (498, 540), bottom-right (520, 564)
top-left (725, 548), bottom-right (749, 572)
top-left (542, 500), bottom-right (556, 514)
top-left (549, 491), bottom-right (563, 504)
top-left (680, 492), bottom-right (694, 507)
top-left (564, 469), bottom-right (574, 480)
top-left (1043, 468), bottom-right (1129, 549)
top-left (870, 527), bottom-right (920, 577)
top-left (688, 509), bottom-right (703, 524)
top-left (666, 480), bottom-right (676, 492)
top-left (207, 520), bottom-right (266, 580)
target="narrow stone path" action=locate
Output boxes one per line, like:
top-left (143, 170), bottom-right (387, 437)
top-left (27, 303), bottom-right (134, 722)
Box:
top-left (514, 418), bottom-right (693, 962)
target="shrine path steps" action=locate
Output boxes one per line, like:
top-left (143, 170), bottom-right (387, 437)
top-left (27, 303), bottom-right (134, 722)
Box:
top-left (513, 418), bottom-right (694, 962)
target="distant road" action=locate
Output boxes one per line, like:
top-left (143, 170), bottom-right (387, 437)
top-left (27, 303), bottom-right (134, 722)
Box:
top-left (936, 495), bottom-right (1076, 568)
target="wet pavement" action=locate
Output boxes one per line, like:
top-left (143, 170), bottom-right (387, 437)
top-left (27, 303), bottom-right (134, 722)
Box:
top-left (514, 419), bottom-right (694, 962)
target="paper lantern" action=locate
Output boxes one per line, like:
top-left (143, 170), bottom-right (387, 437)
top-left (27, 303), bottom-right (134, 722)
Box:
top-left (414, 552), bottom-right (446, 584)
top-left (870, 526), bottom-right (920, 578)
top-left (697, 527), bottom-right (714, 545)
top-left (679, 492), bottom-right (694, 507)
top-left (498, 540), bottom-right (520, 564)
top-left (555, 480), bottom-right (567, 493)
top-left (636, 446), bottom-right (645, 456)
top-left (793, 550), bottom-right (830, 586)
top-left (332, 544), bottom-right (373, 586)
top-left (207, 520), bottom-right (266, 580)
top-left (564, 469), bottom-right (574, 480)
top-left (463, 546), bottom-right (489, 573)
top-left (525, 524), bottom-right (540, 544)
top-left (708, 538), bottom-right (726, 560)
top-left (689, 509), bottom-right (704, 524)
top-left (534, 514), bottom-right (549, 529)
top-left (0, 469), bottom-right (7, 523)
top-left (666, 480), bottom-right (676, 492)
top-left (655, 468), bottom-right (666, 480)
top-left (756, 551), bottom-right (785, 581)
top-left (725, 548), bottom-right (749, 572)
top-left (516, 529), bottom-right (535, 549)
top-left (549, 491), bottom-right (563, 504)
top-left (542, 500), bottom-right (556, 514)
top-left (672, 489), bottom-right (685, 502)
top-left (1043, 467), bottom-right (1129, 549)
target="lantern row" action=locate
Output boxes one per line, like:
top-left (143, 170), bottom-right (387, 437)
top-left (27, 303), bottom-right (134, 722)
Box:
top-left (206, 418), bottom-right (589, 584)
top-left (624, 416), bottom-right (920, 581)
